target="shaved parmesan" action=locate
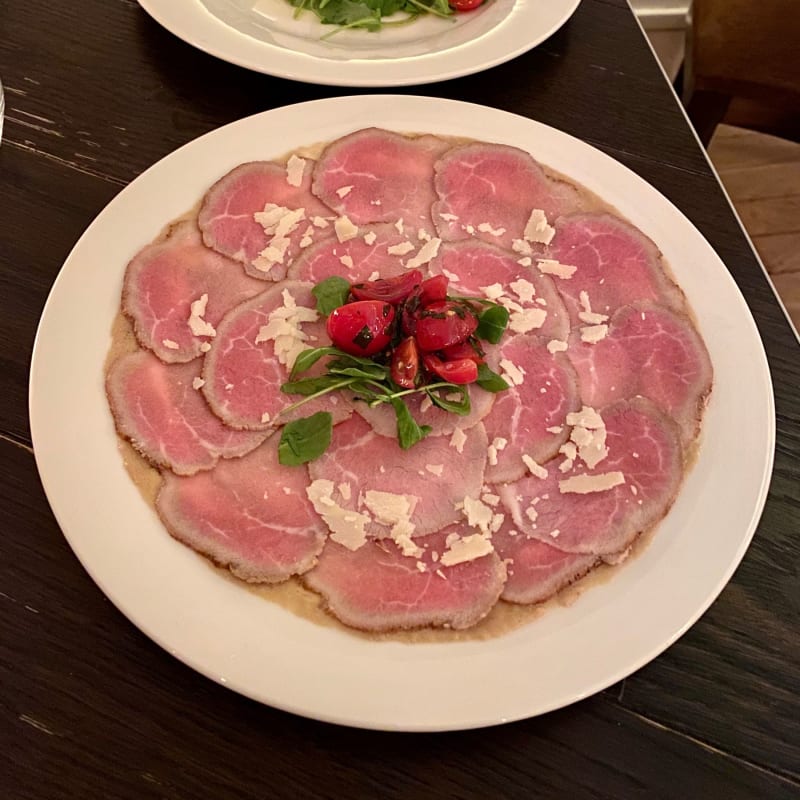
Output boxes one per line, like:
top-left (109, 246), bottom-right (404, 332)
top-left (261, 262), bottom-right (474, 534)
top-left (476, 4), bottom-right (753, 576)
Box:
top-left (285, 154), bottom-right (306, 187)
top-left (559, 471), bottom-right (625, 494)
top-left (536, 259), bottom-right (577, 279)
top-left (524, 209), bottom-right (555, 244)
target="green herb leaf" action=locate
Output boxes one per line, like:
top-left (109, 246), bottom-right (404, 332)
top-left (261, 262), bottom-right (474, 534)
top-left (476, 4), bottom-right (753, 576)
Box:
top-left (475, 305), bottom-right (510, 344)
top-left (290, 346), bottom-right (381, 379)
top-left (281, 375), bottom-right (346, 396)
top-left (278, 412), bottom-right (333, 465)
top-left (312, 276), bottom-right (350, 315)
top-left (328, 364), bottom-right (390, 381)
top-left (476, 363), bottom-right (510, 393)
top-left (290, 346), bottom-right (339, 378)
top-left (427, 385), bottom-right (471, 416)
top-left (328, 358), bottom-right (389, 381)
top-left (391, 397), bottom-right (432, 450)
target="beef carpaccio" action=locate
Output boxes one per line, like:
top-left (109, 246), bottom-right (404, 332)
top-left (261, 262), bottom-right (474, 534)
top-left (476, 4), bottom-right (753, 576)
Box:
top-left (106, 128), bottom-right (713, 636)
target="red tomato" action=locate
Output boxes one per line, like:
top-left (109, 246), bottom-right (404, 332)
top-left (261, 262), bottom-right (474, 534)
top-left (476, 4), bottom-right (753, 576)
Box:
top-left (351, 270), bottom-right (423, 304)
top-left (418, 275), bottom-right (449, 306)
top-left (414, 301), bottom-right (478, 352)
top-left (422, 353), bottom-right (478, 385)
top-left (449, 0), bottom-right (484, 9)
top-left (390, 337), bottom-right (420, 389)
top-left (440, 340), bottom-right (485, 364)
top-left (326, 300), bottom-right (395, 356)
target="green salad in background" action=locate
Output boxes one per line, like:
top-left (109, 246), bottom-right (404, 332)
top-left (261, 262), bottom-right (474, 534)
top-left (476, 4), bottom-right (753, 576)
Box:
top-left (288, 0), bottom-right (485, 38)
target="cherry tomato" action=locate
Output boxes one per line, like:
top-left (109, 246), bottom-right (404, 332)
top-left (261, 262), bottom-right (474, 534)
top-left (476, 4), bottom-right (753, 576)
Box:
top-left (422, 353), bottom-right (478, 385)
top-left (440, 340), bottom-right (485, 365)
top-left (418, 275), bottom-right (449, 306)
top-left (351, 269), bottom-right (423, 304)
top-left (449, 0), bottom-right (484, 9)
top-left (414, 301), bottom-right (478, 352)
top-left (390, 337), bottom-right (420, 389)
top-left (326, 300), bottom-right (395, 356)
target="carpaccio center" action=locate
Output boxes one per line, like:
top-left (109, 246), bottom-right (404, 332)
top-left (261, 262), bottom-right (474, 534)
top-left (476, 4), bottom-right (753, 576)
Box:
top-left (107, 127), bottom-right (713, 633)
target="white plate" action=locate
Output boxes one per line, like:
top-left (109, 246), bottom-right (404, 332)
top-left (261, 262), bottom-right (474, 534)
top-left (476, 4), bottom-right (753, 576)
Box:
top-left (137, 0), bottom-right (581, 86)
top-left (30, 96), bottom-right (774, 732)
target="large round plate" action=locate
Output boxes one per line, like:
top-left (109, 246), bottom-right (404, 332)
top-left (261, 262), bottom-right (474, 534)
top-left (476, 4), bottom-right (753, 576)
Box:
top-left (137, 0), bottom-right (581, 86)
top-left (30, 96), bottom-right (774, 732)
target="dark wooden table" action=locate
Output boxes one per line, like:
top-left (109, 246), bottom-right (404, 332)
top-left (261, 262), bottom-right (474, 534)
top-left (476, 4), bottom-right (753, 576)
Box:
top-left (2, 2), bottom-right (799, 797)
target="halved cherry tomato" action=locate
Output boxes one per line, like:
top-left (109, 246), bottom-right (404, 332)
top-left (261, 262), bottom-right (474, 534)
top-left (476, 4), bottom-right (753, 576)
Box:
top-left (418, 275), bottom-right (449, 306)
top-left (351, 270), bottom-right (423, 304)
top-left (449, 0), bottom-right (484, 9)
top-left (440, 340), bottom-right (485, 365)
top-left (390, 337), bottom-right (420, 389)
top-left (414, 301), bottom-right (478, 352)
top-left (422, 353), bottom-right (478, 385)
top-left (326, 300), bottom-right (395, 356)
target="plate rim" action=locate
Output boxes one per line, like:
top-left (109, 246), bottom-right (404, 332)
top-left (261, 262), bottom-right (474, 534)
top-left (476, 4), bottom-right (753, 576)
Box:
top-left (29, 95), bottom-right (776, 731)
top-left (136, 0), bottom-right (582, 87)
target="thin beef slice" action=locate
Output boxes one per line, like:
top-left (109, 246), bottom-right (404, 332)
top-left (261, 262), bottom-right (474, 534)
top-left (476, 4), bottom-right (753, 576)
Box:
top-left (497, 398), bottom-right (683, 555)
top-left (122, 219), bottom-right (264, 363)
top-left (198, 159), bottom-right (335, 281)
top-left (106, 350), bottom-right (267, 475)
top-left (202, 281), bottom-right (351, 430)
top-left (432, 142), bottom-right (582, 250)
top-left (303, 527), bottom-right (506, 632)
top-left (566, 302), bottom-right (713, 445)
top-left (312, 128), bottom-right (451, 233)
top-left (157, 438), bottom-right (327, 583)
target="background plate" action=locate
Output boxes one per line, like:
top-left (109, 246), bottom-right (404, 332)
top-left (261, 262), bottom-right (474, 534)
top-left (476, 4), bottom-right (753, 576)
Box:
top-left (30, 96), bottom-right (774, 732)
top-left (137, 0), bottom-right (581, 86)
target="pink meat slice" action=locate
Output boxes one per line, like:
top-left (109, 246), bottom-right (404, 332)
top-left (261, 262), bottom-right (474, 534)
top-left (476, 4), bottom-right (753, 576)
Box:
top-left (546, 214), bottom-right (685, 325)
top-left (122, 220), bottom-right (265, 364)
top-left (311, 128), bottom-right (451, 233)
top-left (492, 516), bottom-right (598, 605)
top-left (198, 160), bottom-right (335, 281)
top-left (303, 527), bottom-right (506, 632)
top-left (157, 438), bottom-right (327, 583)
top-left (286, 223), bottom-right (410, 284)
top-left (106, 350), bottom-right (267, 475)
top-left (483, 335), bottom-right (581, 483)
top-left (308, 414), bottom-right (488, 538)
top-left (497, 398), bottom-right (683, 555)
top-left (355, 385), bottom-right (494, 439)
top-left (202, 281), bottom-right (351, 430)
top-left (567, 302), bottom-right (713, 445)
top-left (432, 142), bottom-right (582, 250)
top-left (428, 240), bottom-right (570, 341)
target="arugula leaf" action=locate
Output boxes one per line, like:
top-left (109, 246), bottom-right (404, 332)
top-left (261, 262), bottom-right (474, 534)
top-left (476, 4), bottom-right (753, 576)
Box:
top-left (281, 375), bottom-right (347, 396)
top-left (391, 398), bottom-right (432, 450)
top-left (475, 305), bottom-right (510, 344)
top-left (328, 364), bottom-right (390, 380)
top-left (290, 346), bottom-right (339, 378)
top-left (290, 346), bottom-right (381, 379)
top-left (427, 385), bottom-right (471, 416)
top-left (312, 276), bottom-right (350, 315)
top-left (278, 412), bottom-right (333, 466)
top-left (476, 363), bottom-right (510, 393)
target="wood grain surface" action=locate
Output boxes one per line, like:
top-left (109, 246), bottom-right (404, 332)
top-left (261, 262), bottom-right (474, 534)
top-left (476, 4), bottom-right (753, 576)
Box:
top-left (1, 1), bottom-right (798, 797)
